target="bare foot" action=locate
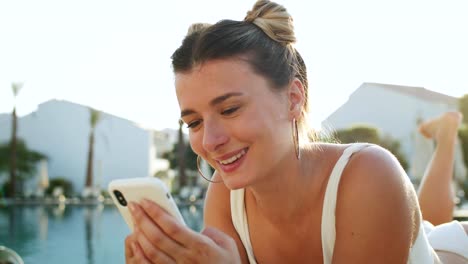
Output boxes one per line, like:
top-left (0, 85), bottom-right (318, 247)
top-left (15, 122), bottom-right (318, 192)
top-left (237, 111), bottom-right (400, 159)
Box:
top-left (418, 112), bottom-right (462, 142)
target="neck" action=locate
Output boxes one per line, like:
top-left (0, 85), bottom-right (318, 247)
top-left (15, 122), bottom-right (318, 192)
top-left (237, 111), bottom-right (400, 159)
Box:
top-left (246, 146), bottom-right (323, 226)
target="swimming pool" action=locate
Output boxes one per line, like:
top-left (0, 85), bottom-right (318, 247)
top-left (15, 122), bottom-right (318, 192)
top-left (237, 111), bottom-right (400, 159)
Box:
top-left (0, 203), bottom-right (204, 264)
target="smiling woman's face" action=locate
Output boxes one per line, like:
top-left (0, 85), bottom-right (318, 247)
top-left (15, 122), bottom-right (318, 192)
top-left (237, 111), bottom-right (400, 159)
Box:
top-left (175, 58), bottom-right (295, 189)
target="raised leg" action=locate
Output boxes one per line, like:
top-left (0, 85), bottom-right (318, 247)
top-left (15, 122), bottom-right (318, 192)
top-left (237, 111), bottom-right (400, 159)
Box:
top-left (417, 112), bottom-right (463, 226)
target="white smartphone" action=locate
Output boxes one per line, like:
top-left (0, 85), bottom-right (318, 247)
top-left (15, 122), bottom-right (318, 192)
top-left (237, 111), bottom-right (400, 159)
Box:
top-left (108, 177), bottom-right (185, 231)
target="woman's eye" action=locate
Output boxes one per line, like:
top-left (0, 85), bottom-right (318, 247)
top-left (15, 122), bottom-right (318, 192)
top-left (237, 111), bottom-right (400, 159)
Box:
top-left (221, 106), bottom-right (239, 115)
top-left (187, 120), bottom-right (201, 129)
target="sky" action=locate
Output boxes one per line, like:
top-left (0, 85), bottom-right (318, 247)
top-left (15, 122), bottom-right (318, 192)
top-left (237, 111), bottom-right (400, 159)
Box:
top-left (1, 0), bottom-right (467, 131)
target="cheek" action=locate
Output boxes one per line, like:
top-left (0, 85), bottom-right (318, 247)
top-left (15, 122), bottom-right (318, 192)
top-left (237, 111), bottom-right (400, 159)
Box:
top-left (189, 133), bottom-right (220, 169)
top-left (232, 119), bottom-right (263, 142)
top-left (242, 103), bottom-right (287, 140)
top-left (189, 133), bottom-right (203, 156)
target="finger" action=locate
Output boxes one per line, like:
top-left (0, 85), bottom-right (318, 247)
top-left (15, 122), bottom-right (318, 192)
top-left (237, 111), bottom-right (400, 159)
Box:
top-left (130, 241), bottom-right (152, 264)
top-left (140, 199), bottom-right (201, 247)
top-left (129, 202), bottom-right (185, 257)
top-left (201, 226), bottom-right (235, 250)
top-left (136, 228), bottom-right (176, 264)
top-left (125, 235), bottom-right (136, 261)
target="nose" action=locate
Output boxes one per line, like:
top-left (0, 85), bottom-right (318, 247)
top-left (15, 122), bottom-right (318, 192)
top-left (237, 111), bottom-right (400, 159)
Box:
top-left (202, 118), bottom-right (229, 153)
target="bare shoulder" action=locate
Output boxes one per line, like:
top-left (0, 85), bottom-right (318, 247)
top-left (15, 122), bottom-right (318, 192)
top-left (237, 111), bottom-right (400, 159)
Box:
top-left (342, 144), bottom-right (410, 187)
top-left (204, 171), bottom-right (233, 231)
top-left (204, 171), bottom-right (249, 264)
top-left (332, 144), bottom-right (420, 263)
top-left (204, 171), bottom-right (231, 218)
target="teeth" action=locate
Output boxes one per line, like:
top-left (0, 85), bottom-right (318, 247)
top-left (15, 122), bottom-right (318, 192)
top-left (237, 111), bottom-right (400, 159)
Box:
top-left (220, 149), bottom-right (246, 165)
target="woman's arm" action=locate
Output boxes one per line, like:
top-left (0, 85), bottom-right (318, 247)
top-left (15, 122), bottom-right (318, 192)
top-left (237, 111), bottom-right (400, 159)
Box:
top-left (332, 145), bottom-right (420, 264)
top-left (204, 171), bottom-right (250, 264)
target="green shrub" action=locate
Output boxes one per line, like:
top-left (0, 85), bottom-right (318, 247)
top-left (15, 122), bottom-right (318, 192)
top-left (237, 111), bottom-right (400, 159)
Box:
top-left (1, 180), bottom-right (13, 198)
top-left (459, 127), bottom-right (468, 200)
top-left (45, 177), bottom-right (74, 197)
top-left (332, 125), bottom-right (409, 171)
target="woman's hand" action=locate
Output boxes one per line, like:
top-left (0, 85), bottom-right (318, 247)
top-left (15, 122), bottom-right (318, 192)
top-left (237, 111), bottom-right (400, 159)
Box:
top-left (124, 199), bottom-right (241, 264)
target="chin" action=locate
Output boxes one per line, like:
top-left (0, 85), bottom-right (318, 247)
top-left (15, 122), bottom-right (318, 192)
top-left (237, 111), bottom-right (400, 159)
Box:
top-left (220, 173), bottom-right (251, 190)
top-left (224, 182), bottom-right (246, 191)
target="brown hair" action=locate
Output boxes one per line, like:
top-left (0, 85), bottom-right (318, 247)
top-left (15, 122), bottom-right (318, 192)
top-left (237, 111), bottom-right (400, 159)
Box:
top-left (171, 0), bottom-right (313, 141)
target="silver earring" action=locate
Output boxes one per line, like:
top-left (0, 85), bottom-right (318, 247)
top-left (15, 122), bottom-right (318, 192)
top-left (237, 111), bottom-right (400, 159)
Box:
top-left (197, 156), bottom-right (222, 183)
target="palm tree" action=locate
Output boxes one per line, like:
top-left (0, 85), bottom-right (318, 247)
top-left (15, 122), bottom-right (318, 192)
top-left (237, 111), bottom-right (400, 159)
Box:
top-left (9, 82), bottom-right (23, 197)
top-left (178, 119), bottom-right (187, 187)
top-left (85, 108), bottom-right (101, 190)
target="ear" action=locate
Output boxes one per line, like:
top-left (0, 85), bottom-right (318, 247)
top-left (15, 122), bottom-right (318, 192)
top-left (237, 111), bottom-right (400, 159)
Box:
top-left (287, 78), bottom-right (305, 120)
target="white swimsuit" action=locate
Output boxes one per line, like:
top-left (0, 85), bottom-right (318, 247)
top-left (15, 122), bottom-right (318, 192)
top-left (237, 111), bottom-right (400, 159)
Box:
top-left (231, 144), bottom-right (439, 263)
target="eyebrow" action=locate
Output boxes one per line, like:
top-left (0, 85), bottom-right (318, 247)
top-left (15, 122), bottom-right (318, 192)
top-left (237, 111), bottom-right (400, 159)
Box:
top-left (180, 92), bottom-right (243, 118)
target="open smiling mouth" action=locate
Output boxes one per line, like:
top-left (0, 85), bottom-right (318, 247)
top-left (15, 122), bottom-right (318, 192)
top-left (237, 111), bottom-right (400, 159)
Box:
top-left (216, 148), bottom-right (248, 173)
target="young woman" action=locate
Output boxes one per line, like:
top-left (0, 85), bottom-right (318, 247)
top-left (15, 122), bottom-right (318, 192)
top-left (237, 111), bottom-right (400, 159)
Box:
top-left (124, 1), bottom-right (467, 263)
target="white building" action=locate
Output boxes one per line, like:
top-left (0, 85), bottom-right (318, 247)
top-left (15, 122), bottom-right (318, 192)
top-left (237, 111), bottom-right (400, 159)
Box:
top-left (322, 82), bottom-right (465, 180)
top-left (154, 129), bottom-right (180, 158)
top-left (0, 99), bottom-right (167, 194)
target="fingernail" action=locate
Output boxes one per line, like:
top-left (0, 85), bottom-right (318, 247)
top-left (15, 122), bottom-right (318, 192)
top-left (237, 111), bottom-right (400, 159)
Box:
top-left (132, 242), bottom-right (138, 252)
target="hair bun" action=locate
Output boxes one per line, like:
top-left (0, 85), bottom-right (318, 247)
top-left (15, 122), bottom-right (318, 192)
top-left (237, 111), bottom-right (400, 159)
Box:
top-left (244, 0), bottom-right (296, 45)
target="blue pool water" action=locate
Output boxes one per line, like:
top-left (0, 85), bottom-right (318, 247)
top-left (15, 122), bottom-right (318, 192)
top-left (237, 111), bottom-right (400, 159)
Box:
top-left (0, 203), bottom-right (204, 264)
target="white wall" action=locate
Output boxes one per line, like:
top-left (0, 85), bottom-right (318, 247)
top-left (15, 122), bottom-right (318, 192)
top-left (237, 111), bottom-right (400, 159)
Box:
top-left (323, 83), bottom-right (457, 174)
top-left (0, 100), bottom-right (155, 194)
